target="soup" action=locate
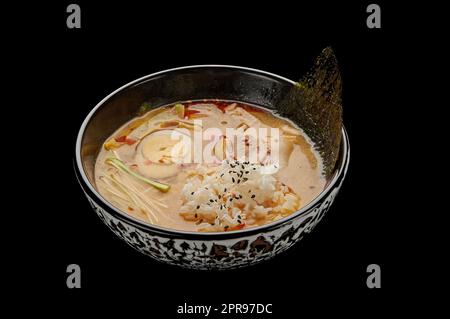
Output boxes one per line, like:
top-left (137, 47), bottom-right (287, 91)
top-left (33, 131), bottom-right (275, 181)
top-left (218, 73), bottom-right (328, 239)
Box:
top-left (94, 100), bottom-right (326, 232)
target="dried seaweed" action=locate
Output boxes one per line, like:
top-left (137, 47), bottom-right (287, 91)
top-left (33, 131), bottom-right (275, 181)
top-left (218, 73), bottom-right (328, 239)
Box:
top-left (278, 47), bottom-right (343, 178)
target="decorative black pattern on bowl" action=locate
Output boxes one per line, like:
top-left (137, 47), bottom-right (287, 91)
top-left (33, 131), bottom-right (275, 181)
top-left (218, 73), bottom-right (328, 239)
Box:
top-left (75, 65), bottom-right (350, 270)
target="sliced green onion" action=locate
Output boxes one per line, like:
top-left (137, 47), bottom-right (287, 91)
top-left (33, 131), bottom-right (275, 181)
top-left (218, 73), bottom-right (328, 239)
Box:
top-left (173, 103), bottom-right (185, 118)
top-left (106, 157), bottom-right (170, 192)
top-left (139, 102), bottom-right (152, 114)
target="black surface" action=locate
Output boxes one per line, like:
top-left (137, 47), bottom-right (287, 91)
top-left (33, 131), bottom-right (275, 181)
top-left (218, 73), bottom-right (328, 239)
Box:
top-left (14, 0), bottom-right (428, 316)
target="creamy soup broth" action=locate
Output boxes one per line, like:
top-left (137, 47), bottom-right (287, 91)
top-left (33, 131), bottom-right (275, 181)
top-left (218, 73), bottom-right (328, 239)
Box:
top-left (95, 100), bottom-right (326, 232)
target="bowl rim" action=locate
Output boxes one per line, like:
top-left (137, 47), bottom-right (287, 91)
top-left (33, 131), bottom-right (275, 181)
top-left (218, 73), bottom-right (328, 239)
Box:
top-left (75, 64), bottom-right (350, 239)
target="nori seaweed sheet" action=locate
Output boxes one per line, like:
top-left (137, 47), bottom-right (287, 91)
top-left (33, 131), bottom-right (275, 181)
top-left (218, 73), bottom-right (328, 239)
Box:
top-left (278, 47), bottom-right (343, 178)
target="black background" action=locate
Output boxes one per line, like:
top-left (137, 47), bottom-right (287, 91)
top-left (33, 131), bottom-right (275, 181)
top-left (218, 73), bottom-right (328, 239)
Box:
top-left (14, 0), bottom-right (428, 316)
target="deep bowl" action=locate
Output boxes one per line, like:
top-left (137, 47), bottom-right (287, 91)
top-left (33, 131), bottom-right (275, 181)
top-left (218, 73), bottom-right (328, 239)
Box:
top-left (75, 65), bottom-right (350, 270)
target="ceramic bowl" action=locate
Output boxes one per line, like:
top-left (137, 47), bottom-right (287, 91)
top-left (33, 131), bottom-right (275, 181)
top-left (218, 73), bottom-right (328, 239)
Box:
top-left (75, 65), bottom-right (350, 270)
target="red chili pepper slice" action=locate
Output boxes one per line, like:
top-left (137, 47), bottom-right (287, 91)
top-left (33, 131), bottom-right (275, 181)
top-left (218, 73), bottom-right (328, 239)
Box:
top-left (228, 223), bottom-right (246, 231)
top-left (184, 109), bottom-right (201, 118)
top-left (124, 138), bottom-right (136, 145)
top-left (216, 104), bottom-right (228, 113)
top-left (115, 135), bottom-right (127, 143)
top-left (115, 135), bottom-right (136, 145)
